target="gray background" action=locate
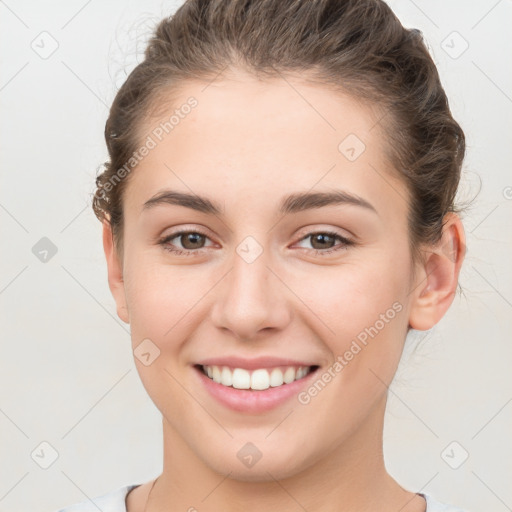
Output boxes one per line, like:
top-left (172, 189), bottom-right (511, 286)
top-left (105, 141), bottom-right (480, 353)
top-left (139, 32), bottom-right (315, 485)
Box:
top-left (0, 1), bottom-right (511, 511)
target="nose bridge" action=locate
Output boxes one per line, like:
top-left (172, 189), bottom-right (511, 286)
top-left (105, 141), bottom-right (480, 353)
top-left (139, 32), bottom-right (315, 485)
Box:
top-left (210, 237), bottom-right (291, 340)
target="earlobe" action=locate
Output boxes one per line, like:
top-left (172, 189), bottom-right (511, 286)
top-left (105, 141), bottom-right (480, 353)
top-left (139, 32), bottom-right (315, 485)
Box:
top-left (408, 213), bottom-right (466, 331)
top-left (102, 221), bottom-right (130, 324)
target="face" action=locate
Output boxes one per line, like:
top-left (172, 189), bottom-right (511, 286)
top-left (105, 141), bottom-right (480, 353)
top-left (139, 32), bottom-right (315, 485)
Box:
top-left (108, 72), bottom-right (421, 481)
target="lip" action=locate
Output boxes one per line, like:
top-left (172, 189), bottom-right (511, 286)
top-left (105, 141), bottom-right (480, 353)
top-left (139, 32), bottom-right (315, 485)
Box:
top-left (195, 356), bottom-right (318, 371)
top-left (192, 363), bottom-right (320, 414)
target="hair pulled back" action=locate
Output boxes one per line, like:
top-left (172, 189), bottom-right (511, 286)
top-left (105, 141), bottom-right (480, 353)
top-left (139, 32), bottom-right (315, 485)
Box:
top-left (93, 0), bottom-right (465, 264)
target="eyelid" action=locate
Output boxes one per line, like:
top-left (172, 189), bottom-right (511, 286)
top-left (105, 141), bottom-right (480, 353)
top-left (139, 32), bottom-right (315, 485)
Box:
top-left (160, 226), bottom-right (215, 247)
top-left (158, 225), bottom-right (355, 256)
top-left (159, 224), bottom-right (213, 240)
top-left (293, 230), bottom-right (353, 251)
top-left (159, 225), bottom-right (352, 243)
top-left (294, 225), bottom-right (354, 243)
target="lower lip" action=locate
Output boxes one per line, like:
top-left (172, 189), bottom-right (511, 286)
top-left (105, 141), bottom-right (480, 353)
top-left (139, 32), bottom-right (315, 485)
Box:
top-left (193, 365), bottom-right (319, 413)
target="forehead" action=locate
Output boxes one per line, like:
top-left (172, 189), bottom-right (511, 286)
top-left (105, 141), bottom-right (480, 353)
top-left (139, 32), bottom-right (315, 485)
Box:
top-left (125, 75), bottom-right (409, 223)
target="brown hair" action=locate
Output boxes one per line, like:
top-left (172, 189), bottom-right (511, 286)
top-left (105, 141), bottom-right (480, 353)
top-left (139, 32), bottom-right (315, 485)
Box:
top-left (92, 0), bottom-right (466, 265)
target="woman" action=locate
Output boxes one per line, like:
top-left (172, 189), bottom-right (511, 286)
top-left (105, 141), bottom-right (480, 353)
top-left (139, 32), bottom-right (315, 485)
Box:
top-left (58, 0), bottom-right (468, 510)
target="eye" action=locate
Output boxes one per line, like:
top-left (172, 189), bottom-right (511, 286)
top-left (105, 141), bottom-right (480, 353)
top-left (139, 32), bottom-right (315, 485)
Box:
top-left (158, 229), bottom-right (214, 256)
top-left (158, 228), bottom-right (355, 257)
top-left (295, 230), bottom-right (354, 255)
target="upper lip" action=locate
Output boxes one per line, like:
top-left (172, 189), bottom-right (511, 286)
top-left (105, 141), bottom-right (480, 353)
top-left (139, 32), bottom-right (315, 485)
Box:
top-left (195, 356), bottom-right (319, 371)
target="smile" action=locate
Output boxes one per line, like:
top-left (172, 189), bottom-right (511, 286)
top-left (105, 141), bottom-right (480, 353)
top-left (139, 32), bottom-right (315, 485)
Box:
top-left (198, 364), bottom-right (318, 391)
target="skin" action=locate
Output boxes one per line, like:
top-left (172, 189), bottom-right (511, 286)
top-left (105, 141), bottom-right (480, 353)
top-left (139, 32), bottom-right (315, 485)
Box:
top-left (102, 70), bottom-right (466, 512)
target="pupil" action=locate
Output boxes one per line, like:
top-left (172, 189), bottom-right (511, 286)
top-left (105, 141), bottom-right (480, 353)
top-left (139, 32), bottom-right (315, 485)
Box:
top-left (313, 234), bottom-right (333, 249)
top-left (179, 233), bottom-right (335, 251)
top-left (183, 233), bottom-right (203, 249)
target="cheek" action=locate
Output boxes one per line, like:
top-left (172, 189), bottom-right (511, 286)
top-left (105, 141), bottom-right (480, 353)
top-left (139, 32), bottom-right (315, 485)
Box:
top-left (123, 258), bottom-right (214, 342)
top-left (289, 252), bottom-right (411, 404)
top-left (297, 258), bottom-right (408, 344)
top-left (288, 260), bottom-right (409, 436)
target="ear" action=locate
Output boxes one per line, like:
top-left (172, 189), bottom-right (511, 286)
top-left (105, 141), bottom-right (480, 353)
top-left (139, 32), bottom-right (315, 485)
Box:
top-left (408, 213), bottom-right (466, 331)
top-left (102, 221), bottom-right (130, 324)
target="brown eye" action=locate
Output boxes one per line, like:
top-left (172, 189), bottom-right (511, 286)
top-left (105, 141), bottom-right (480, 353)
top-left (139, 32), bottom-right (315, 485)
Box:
top-left (295, 230), bottom-right (355, 256)
top-left (178, 232), bottom-right (206, 250)
top-left (309, 233), bottom-right (337, 250)
top-left (158, 230), bottom-right (213, 255)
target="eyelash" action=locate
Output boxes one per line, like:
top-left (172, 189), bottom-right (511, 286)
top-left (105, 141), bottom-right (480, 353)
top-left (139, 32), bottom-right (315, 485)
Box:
top-left (157, 229), bottom-right (355, 257)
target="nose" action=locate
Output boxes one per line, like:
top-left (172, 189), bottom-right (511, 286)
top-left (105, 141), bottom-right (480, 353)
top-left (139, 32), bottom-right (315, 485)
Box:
top-left (209, 247), bottom-right (292, 341)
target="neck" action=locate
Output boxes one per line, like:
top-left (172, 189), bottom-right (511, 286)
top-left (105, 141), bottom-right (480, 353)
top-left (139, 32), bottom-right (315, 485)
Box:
top-left (147, 396), bottom-right (421, 512)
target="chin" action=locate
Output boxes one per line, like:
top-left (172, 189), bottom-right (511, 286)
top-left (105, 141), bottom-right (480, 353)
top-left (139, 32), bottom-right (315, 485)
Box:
top-left (200, 444), bottom-right (314, 483)
top-left (215, 462), bottom-right (303, 483)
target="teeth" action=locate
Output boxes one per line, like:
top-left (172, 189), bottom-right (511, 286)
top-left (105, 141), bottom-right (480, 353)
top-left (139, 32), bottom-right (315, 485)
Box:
top-left (212, 366), bottom-right (221, 383)
top-left (232, 368), bottom-right (250, 389)
top-left (221, 366), bottom-right (233, 386)
top-left (269, 368), bottom-right (284, 387)
top-left (283, 367), bottom-right (295, 384)
top-left (251, 369), bottom-right (269, 390)
top-left (201, 365), bottom-right (313, 390)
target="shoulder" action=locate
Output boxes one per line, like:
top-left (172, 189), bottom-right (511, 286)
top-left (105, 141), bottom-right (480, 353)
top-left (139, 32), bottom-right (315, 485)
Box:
top-left (54, 486), bottom-right (469, 512)
top-left (53, 483), bottom-right (142, 512)
top-left (420, 492), bottom-right (470, 512)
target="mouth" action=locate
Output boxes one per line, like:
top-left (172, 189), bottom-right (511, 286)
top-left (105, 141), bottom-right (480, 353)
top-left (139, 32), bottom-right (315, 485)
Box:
top-left (192, 356), bottom-right (322, 413)
top-left (194, 364), bottom-right (320, 391)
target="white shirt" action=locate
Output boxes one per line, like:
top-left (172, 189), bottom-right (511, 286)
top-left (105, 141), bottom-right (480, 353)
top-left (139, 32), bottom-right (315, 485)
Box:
top-left (54, 482), bottom-right (469, 511)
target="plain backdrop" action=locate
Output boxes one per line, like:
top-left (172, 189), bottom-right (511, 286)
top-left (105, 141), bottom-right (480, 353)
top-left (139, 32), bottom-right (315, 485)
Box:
top-left (0, 1), bottom-right (511, 511)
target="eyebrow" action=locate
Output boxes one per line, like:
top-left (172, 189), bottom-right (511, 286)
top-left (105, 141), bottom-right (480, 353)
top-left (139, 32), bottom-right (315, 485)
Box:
top-left (142, 189), bottom-right (378, 216)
